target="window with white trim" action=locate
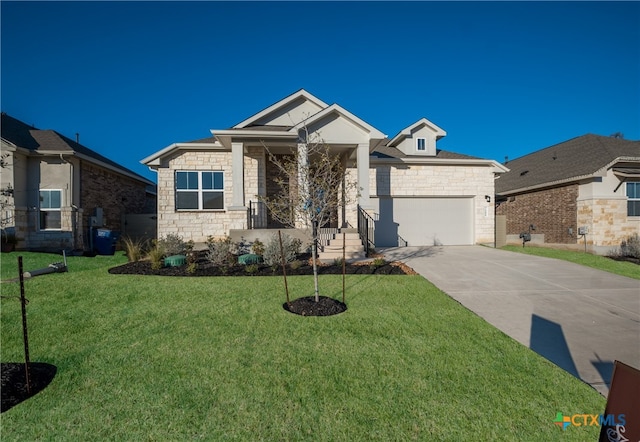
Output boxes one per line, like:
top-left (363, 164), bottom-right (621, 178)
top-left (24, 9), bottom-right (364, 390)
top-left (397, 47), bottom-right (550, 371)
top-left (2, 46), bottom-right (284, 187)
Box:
top-left (39, 189), bottom-right (62, 230)
top-left (175, 171), bottom-right (224, 210)
top-left (416, 138), bottom-right (426, 151)
top-left (627, 182), bottom-right (640, 216)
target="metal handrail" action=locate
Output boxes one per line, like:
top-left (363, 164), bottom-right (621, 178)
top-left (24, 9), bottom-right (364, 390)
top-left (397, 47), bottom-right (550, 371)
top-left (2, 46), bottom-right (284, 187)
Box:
top-left (357, 205), bottom-right (375, 256)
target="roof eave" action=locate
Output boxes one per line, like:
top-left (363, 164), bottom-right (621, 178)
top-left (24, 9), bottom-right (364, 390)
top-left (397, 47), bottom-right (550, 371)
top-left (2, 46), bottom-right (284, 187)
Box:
top-left (141, 141), bottom-right (224, 167)
top-left (370, 156), bottom-right (508, 171)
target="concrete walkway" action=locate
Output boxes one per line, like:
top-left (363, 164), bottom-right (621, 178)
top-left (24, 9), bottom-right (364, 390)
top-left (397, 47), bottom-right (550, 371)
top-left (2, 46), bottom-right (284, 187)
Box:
top-left (381, 245), bottom-right (640, 396)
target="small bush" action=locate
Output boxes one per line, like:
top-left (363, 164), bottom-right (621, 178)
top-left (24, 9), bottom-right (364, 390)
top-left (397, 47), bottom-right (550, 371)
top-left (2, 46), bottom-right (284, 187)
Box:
top-left (370, 257), bottom-right (386, 268)
top-left (251, 239), bottom-right (265, 256)
top-left (148, 242), bottom-right (165, 270)
top-left (333, 257), bottom-right (345, 267)
top-left (186, 262), bottom-right (198, 274)
top-left (158, 233), bottom-right (188, 256)
top-left (619, 233), bottom-right (640, 258)
top-left (289, 259), bottom-right (302, 270)
top-left (244, 264), bottom-right (259, 274)
top-left (206, 236), bottom-right (237, 267)
top-left (263, 232), bottom-right (301, 266)
top-left (121, 236), bottom-right (147, 262)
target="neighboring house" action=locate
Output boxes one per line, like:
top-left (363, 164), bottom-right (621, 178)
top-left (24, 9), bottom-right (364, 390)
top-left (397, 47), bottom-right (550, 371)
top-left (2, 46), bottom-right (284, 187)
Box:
top-left (1, 113), bottom-right (156, 252)
top-left (495, 134), bottom-right (640, 254)
top-left (142, 89), bottom-right (507, 248)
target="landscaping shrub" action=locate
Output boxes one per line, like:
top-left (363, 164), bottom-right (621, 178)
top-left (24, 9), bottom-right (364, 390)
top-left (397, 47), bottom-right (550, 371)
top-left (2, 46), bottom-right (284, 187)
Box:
top-left (206, 236), bottom-right (237, 267)
top-left (120, 236), bottom-right (148, 262)
top-left (158, 233), bottom-right (191, 256)
top-left (148, 241), bottom-right (165, 270)
top-left (251, 239), bottom-right (265, 256)
top-left (619, 233), bottom-right (640, 259)
top-left (263, 233), bottom-right (301, 266)
top-left (370, 257), bottom-right (386, 268)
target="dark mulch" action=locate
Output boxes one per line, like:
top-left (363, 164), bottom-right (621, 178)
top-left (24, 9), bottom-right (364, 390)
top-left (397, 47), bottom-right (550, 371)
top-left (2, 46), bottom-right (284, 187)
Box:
top-left (284, 296), bottom-right (347, 316)
top-left (608, 255), bottom-right (640, 265)
top-left (1, 362), bottom-right (57, 413)
top-left (108, 257), bottom-right (416, 277)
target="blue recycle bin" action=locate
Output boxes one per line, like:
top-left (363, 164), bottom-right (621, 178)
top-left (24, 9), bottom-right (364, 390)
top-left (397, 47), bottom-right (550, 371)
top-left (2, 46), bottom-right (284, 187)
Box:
top-left (93, 229), bottom-right (120, 255)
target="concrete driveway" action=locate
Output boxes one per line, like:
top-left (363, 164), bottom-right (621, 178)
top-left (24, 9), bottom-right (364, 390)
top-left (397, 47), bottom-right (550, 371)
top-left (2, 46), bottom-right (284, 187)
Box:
top-left (381, 245), bottom-right (640, 396)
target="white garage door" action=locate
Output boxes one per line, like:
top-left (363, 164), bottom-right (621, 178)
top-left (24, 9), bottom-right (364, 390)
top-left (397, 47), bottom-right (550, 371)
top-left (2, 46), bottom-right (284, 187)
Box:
top-left (373, 197), bottom-right (474, 246)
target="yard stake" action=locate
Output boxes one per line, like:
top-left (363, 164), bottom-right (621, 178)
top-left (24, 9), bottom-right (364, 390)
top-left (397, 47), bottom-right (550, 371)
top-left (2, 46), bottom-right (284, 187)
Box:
top-left (278, 230), bottom-right (290, 305)
top-left (342, 231), bottom-right (346, 304)
top-left (18, 256), bottom-right (32, 395)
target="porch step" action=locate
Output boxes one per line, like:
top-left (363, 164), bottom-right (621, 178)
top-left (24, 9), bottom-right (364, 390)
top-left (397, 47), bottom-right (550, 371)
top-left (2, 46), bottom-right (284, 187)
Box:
top-left (318, 228), bottom-right (366, 263)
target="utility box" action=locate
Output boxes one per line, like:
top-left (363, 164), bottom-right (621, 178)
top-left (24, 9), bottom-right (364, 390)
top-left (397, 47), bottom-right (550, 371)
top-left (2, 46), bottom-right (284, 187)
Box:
top-left (578, 226), bottom-right (589, 235)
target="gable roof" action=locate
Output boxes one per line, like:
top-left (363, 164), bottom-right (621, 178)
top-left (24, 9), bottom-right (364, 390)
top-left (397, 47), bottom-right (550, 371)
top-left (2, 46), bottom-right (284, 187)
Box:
top-left (233, 89), bottom-right (329, 129)
top-left (1, 113), bottom-right (153, 185)
top-left (495, 134), bottom-right (640, 195)
top-left (387, 118), bottom-right (447, 148)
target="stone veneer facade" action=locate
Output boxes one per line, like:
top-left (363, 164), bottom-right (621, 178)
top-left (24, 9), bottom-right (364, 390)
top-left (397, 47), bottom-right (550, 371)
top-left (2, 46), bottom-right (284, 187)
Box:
top-left (344, 162), bottom-right (497, 244)
top-left (578, 198), bottom-right (639, 247)
top-left (156, 148), bottom-right (266, 242)
top-left (158, 150), bottom-right (498, 245)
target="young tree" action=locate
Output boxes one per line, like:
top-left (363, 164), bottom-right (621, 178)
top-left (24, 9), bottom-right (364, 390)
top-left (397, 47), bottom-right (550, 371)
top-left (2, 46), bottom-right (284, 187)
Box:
top-left (260, 125), bottom-right (357, 302)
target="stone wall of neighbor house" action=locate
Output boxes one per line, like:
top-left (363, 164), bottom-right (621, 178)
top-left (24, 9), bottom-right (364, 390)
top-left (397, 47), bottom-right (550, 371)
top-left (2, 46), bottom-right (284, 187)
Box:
top-left (156, 149), bottom-right (265, 243)
top-left (496, 184), bottom-right (578, 244)
top-left (578, 198), bottom-right (640, 248)
top-left (81, 162), bottom-right (150, 236)
top-left (345, 163), bottom-right (497, 244)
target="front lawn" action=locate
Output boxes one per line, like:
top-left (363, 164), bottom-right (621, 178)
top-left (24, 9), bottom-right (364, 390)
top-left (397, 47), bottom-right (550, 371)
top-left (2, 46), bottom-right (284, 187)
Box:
top-left (1, 252), bottom-right (605, 440)
top-left (500, 245), bottom-right (640, 280)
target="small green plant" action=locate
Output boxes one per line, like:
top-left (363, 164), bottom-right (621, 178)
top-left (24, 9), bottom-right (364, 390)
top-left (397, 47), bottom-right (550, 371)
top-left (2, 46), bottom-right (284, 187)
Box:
top-left (251, 239), bottom-right (265, 256)
top-left (121, 236), bottom-right (147, 262)
top-left (332, 257), bottom-right (345, 266)
top-left (206, 236), bottom-right (237, 267)
top-left (263, 233), bottom-right (301, 266)
top-left (370, 257), bottom-right (386, 268)
top-left (289, 259), bottom-right (302, 270)
top-left (186, 262), bottom-right (198, 274)
top-left (158, 233), bottom-right (188, 256)
top-left (148, 242), bottom-right (165, 270)
top-left (244, 264), bottom-right (259, 274)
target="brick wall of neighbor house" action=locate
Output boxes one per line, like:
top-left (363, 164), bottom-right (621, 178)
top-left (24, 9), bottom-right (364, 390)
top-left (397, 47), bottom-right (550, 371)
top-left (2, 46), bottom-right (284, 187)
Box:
top-left (578, 198), bottom-right (640, 247)
top-left (156, 149), bottom-right (265, 243)
top-left (81, 163), bottom-right (149, 233)
top-left (345, 163), bottom-right (497, 244)
top-left (496, 184), bottom-right (578, 244)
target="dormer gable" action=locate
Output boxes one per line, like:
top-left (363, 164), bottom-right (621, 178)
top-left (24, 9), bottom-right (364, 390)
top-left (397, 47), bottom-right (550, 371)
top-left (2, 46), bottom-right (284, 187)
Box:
top-left (233, 89), bottom-right (329, 128)
top-left (387, 118), bottom-right (446, 156)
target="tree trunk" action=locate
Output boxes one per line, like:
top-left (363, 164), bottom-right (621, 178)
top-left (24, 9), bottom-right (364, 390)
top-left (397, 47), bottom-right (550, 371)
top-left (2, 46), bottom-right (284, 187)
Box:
top-left (312, 222), bottom-right (320, 302)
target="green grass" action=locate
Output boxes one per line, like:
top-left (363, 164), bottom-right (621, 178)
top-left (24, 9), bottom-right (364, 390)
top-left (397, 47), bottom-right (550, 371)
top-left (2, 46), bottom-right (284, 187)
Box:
top-left (1, 252), bottom-right (605, 440)
top-left (501, 245), bottom-right (640, 280)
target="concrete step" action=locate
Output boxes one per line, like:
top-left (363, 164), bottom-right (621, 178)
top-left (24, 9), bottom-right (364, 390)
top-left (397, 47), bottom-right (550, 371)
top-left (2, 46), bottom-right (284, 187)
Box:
top-left (318, 250), bottom-right (367, 263)
top-left (323, 244), bottom-right (364, 252)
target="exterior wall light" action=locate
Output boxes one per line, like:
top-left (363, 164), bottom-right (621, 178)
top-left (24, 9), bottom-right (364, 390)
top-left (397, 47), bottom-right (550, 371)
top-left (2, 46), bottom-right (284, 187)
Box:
top-left (485, 195), bottom-right (491, 203)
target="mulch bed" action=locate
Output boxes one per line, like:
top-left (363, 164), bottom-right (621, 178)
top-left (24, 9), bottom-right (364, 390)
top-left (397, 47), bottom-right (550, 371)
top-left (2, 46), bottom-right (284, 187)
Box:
top-left (108, 256), bottom-right (417, 278)
top-left (1, 362), bottom-right (57, 413)
top-left (284, 296), bottom-right (347, 316)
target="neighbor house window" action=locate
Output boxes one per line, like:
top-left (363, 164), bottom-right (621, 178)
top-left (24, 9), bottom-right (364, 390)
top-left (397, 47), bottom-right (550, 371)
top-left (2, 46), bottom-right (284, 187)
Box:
top-left (627, 182), bottom-right (640, 216)
top-left (175, 171), bottom-right (224, 210)
top-left (416, 138), bottom-right (426, 151)
top-left (39, 189), bottom-right (62, 230)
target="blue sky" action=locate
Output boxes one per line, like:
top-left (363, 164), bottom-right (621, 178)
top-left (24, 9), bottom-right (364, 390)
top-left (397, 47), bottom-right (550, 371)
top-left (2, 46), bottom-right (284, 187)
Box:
top-left (2, 1), bottom-right (639, 183)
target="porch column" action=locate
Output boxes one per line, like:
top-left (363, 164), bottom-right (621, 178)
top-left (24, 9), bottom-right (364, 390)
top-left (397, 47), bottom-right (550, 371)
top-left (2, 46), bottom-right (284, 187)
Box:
top-left (229, 141), bottom-right (245, 210)
top-left (357, 142), bottom-right (371, 208)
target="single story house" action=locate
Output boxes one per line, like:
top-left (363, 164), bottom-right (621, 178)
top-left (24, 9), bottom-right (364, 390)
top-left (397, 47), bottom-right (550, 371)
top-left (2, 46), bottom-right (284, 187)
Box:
top-left (495, 133), bottom-right (640, 254)
top-left (142, 89), bottom-right (507, 249)
top-left (1, 112), bottom-right (156, 252)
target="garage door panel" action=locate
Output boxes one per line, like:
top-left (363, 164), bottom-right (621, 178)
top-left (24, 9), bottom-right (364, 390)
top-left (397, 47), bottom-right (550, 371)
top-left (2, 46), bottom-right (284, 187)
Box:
top-left (373, 197), bottom-right (473, 246)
